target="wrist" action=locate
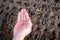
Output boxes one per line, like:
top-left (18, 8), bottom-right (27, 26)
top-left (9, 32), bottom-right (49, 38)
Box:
top-left (13, 34), bottom-right (25, 40)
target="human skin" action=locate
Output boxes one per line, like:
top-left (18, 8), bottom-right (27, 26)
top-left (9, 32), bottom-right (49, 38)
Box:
top-left (13, 8), bottom-right (32, 40)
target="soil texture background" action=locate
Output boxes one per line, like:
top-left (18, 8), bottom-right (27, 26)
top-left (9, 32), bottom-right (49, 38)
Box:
top-left (0, 0), bottom-right (60, 40)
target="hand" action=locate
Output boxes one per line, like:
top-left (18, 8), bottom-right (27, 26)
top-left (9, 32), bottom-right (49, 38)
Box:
top-left (13, 8), bottom-right (32, 40)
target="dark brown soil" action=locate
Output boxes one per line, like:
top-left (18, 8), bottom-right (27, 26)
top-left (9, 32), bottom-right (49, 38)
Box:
top-left (0, 0), bottom-right (60, 40)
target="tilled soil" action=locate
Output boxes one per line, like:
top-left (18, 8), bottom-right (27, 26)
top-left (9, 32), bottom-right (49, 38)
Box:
top-left (0, 0), bottom-right (60, 40)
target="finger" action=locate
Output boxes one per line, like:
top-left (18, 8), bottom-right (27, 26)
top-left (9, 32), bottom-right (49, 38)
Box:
top-left (21, 9), bottom-right (32, 28)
